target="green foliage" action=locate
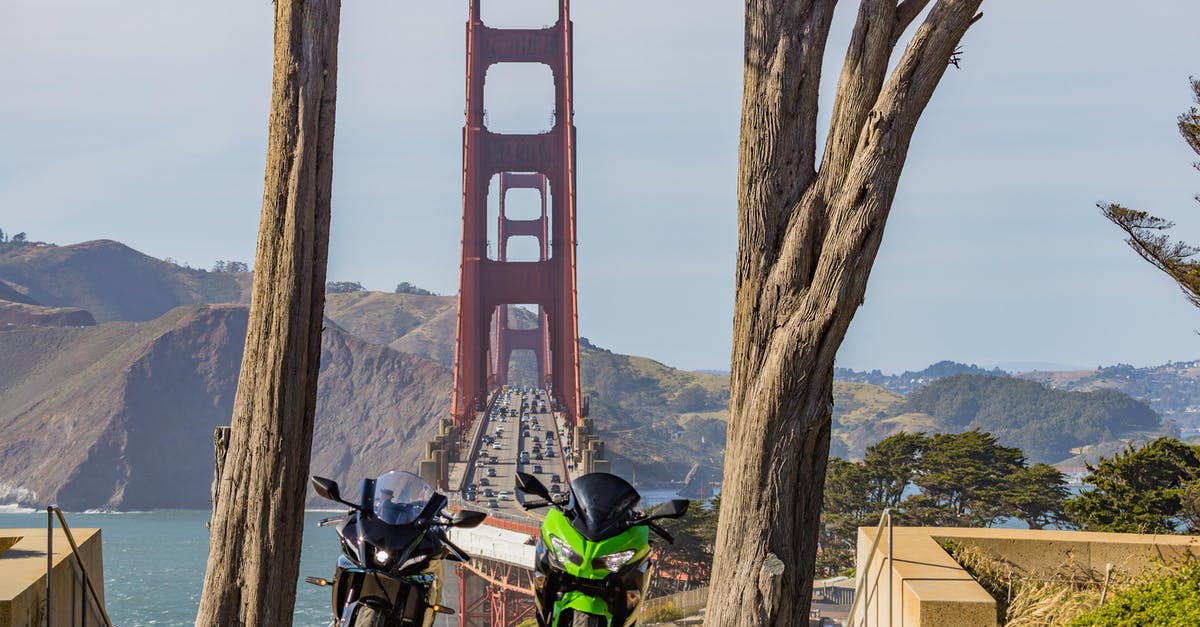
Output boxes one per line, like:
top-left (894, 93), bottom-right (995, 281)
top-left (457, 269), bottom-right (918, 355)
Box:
top-left (1100, 77), bottom-right (1200, 309)
top-left (0, 228), bottom-right (37, 252)
top-left (820, 431), bottom-right (1069, 574)
top-left (902, 374), bottom-right (1159, 462)
top-left (394, 281), bottom-right (435, 296)
top-left (1007, 463), bottom-right (1071, 530)
top-left (643, 602), bottom-right (685, 623)
top-left (325, 281), bottom-right (366, 294)
top-left (908, 430), bottom-right (1026, 527)
top-left (1067, 562), bottom-right (1200, 626)
top-left (655, 496), bottom-right (719, 589)
top-left (211, 260), bottom-right (249, 273)
top-left (1065, 437), bottom-right (1200, 533)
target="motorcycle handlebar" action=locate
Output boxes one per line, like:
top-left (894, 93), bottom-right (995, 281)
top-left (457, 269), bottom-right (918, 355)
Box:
top-left (441, 533), bottom-right (471, 563)
top-left (647, 522), bottom-right (674, 544)
top-left (317, 514), bottom-right (348, 527)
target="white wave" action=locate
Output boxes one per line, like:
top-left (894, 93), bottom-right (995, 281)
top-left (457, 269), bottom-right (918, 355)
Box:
top-left (0, 503), bottom-right (38, 514)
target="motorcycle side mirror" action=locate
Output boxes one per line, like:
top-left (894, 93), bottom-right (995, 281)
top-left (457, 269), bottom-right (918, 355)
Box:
top-left (649, 499), bottom-right (690, 520)
top-left (451, 510), bottom-right (487, 528)
top-left (312, 476), bottom-right (341, 502)
top-left (515, 472), bottom-right (551, 501)
top-left (313, 476), bottom-right (361, 510)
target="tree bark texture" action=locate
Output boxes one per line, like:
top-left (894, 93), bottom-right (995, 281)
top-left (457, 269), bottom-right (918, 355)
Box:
top-left (195, 2), bottom-right (340, 625)
top-left (704, 1), bottom-right (982, 624)
top-left (211, 426), bottom-right (231, 518)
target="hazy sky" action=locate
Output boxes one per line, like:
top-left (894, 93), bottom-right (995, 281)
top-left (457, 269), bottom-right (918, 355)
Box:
top-left (4, 1), bottom-right (1200, 374)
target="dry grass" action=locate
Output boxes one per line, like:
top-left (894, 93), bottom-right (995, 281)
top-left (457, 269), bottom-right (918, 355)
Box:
top-left (943, 541), bottom-right (1156, 626)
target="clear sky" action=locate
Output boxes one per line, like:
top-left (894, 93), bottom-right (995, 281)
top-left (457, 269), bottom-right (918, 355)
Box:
top-left (4, 1), bottom-right (1200, 374)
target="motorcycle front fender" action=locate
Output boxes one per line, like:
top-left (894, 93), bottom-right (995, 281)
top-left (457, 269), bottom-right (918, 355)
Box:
top-left (554, 591), bottom-right (612, 626)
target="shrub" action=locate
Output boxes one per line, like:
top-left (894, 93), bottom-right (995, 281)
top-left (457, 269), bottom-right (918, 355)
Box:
top-left (643, 602), bottom-right (685, 623)
top-left (1067, 562), bottom-right (1200, 626)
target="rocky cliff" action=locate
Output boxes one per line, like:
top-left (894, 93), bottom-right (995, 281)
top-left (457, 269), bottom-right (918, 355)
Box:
top-left (0, 304), bottom-right (449, 510)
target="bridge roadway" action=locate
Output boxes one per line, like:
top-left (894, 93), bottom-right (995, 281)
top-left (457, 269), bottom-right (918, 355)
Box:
top-left (444, 387), bottom-right (576, 569)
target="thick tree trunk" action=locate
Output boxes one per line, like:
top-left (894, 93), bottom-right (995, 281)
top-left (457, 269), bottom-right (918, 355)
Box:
top-left (704, 1), bottom-right (982, 624)
top-left (195, 2), bottom-right (340, 625)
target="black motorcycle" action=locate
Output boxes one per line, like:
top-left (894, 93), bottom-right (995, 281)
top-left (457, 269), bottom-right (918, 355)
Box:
top-left (307, 470), bottom-right (487, 627)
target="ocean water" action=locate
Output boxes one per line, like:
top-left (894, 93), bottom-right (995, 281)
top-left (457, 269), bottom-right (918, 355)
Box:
top-left (0, 489), bottom-right (686, 626)
top-left (1, 509), bottom-right (343, 626)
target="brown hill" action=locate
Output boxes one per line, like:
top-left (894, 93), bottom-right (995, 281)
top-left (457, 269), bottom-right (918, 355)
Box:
top-left (0, 304), bottom-right (449, 510)
top-left (0, 240), bottom-right (252, 323)
top-left (0, 299), bottom-right (96, 327)
top-left (323, 291), bottom-right (460, 366)
top-left (0, 281), bottom-right (40, 305)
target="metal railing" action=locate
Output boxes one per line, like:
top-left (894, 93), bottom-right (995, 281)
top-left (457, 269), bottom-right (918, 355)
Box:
top-left (46, 505), bottom-right (113, 627)
top-left (845, 508), bottom-right (895, 627)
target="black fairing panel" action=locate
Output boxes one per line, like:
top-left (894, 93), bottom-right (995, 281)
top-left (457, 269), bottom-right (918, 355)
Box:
top-left (565, 473), bottom-right (641, 541)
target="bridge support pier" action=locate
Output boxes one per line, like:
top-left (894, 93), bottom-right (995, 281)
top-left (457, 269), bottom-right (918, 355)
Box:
top-left (458, 560), bottom-right (538, 627)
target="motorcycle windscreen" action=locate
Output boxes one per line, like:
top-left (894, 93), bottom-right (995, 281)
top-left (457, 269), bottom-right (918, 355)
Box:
top-left (565, 473), bottom-right (642, 541)
top-left (373, 470), bottom-right (434, 525)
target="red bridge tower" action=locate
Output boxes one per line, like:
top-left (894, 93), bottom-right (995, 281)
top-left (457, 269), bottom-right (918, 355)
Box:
top-left (452, 0), bottom-right (582, 432)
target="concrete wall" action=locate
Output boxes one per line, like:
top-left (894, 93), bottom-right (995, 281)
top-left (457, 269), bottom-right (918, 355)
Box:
top-left (852, 526), bottom-right (1200, 627)
top-left (0, 527), bottom-right (105, 627)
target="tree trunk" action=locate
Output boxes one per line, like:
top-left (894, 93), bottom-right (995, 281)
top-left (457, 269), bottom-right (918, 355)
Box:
top-left (195, 2), bottom-right (340, 625)
top-left (704, 1), bottom-right (982, 624)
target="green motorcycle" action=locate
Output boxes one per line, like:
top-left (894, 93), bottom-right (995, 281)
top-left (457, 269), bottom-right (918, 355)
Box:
top-left (515, 471), bottom-right (689, 626)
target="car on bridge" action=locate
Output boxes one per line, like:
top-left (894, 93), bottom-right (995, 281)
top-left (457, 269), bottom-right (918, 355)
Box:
top-left (492, 442), bottom-right (502, 450)
top-left (484, 488), bottom-right (495, 498)
top-left (520, 452), bottom-right (530, 463)
top-left (487, 499), bottom-right (499, 509)
top-left (479, 477), bottom-right (489, 486)
top-left (533, 464), bottom-right (543, 474)
top-left (552, 474), bottom-right (561, 484)
top-left (486, 468), bottom-right (497, 477)
top-left (498, 490), bottom-right (513, 501)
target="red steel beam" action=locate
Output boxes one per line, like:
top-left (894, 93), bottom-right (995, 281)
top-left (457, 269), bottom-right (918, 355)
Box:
top-left (454, 0), bottom-right (581, 432)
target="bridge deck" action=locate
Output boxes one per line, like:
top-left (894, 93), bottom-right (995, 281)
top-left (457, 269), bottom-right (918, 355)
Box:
top-left (448, 387), bottom-right (574, 523)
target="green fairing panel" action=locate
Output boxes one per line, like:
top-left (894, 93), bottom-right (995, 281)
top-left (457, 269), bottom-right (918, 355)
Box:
top-left (556, 591), bottom-right (611, 624)
top-left (542, 508), bottom-right (651, 579)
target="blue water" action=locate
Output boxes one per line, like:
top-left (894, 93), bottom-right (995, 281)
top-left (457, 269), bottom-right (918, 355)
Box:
top-left (0, 509), bottom-right (342, 626)
top-left (0, 490), bottom-right (688, 626)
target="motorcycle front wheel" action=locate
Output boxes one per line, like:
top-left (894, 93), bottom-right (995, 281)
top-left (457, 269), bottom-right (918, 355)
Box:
top-left (354, 605), bottom-right (394, 627)
top-left (570, 610), bottom-right (607, 627)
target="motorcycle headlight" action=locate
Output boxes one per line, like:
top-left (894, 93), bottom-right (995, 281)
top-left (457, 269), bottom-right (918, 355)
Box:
top-left (596, 549), bottom-right (636, 573)
top-left (549, 535), bottom-right (583, 566)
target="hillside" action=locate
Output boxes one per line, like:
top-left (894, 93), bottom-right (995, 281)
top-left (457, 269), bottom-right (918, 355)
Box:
top-left (578, 340), bottom-right (731, 486)
top-left (324, 291), bottom-right (461, 367)
top-left (1018, 361), bottom-right (1200, 429)
top-left (896, 374), bottom-right (1161, 463)
top-left (0, 299), bottom-right (96, 327)
top-left (834, 360), bottom-right (1008, 394)
top-left (1, 235), bottom-right (1182, 499)
top-left (0, 240), bottom-right (252, 323)
top-left (0, 304), bottom-right (449, 509)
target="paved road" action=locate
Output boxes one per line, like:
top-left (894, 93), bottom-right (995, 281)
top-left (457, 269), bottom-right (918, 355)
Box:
top-left (459, 388), bottom-right (572, 520)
